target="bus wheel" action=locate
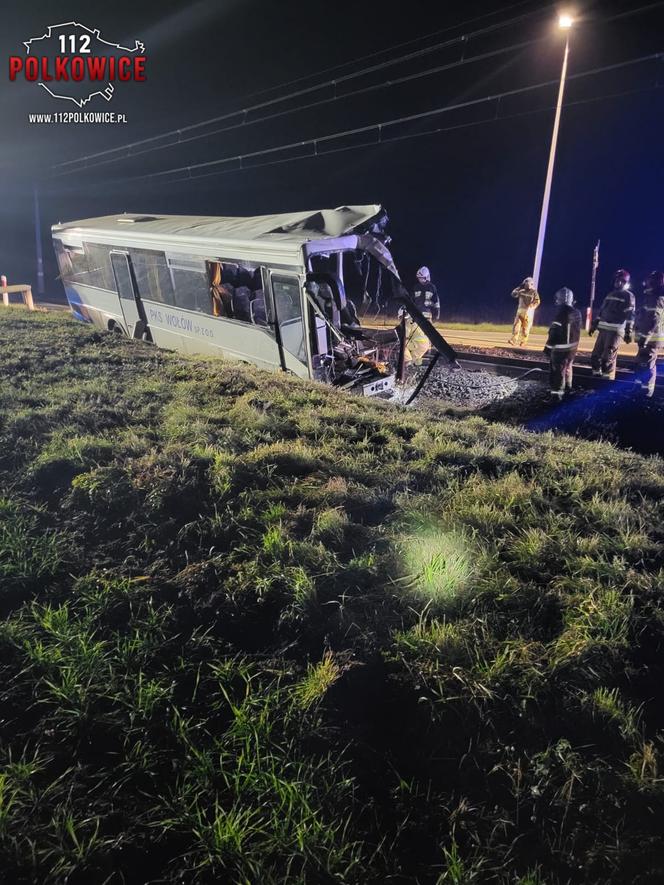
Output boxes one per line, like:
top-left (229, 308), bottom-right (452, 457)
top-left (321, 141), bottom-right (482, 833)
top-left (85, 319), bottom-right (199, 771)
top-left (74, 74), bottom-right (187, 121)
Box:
top-left (109, 321), bottom-right (127, 336)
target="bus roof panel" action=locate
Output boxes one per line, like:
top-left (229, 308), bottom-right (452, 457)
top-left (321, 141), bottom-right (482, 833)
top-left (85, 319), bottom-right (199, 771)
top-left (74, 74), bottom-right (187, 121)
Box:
top-left (52, 205), bottom-right (383, 249)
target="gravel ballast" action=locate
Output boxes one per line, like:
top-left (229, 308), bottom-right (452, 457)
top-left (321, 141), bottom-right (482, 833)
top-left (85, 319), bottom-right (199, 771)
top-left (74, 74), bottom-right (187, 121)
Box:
top-left (393, 363), bottom-right (545, 409)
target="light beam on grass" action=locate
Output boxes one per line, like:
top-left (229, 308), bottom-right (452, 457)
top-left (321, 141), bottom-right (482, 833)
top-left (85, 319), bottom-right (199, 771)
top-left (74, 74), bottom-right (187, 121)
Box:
top-left (398, 525), bottom-right (479, 608)
top-left (293, 652), bottom-right (340, 709)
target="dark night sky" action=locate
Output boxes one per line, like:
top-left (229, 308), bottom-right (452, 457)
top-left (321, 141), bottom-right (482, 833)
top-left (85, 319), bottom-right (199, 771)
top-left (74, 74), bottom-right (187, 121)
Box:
top-left (1, 0), bottom-right (663, 322)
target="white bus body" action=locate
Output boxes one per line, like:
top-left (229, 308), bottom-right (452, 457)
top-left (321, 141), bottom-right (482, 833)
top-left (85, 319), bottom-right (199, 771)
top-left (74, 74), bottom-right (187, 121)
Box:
top-left (51, 206), bottom-right (401, 390)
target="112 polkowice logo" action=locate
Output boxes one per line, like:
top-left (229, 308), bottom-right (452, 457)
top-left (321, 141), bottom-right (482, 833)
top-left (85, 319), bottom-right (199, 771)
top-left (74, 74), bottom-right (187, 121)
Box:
top-left (9, 21), bottom-right (146, 107)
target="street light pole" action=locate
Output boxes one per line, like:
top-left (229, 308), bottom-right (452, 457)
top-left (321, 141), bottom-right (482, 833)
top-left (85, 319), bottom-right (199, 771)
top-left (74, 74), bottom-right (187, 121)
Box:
top-left (532, 16), bottom-right (573, 289)
top-left (33, 182), bottom-right (45, 296)
top-left (586, 238), bottom-right (600, 332)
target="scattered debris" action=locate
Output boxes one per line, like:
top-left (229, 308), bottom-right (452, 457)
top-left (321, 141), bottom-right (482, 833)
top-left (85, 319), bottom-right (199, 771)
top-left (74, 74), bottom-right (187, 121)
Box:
top-left (392, 363), bottom-right (544, 409)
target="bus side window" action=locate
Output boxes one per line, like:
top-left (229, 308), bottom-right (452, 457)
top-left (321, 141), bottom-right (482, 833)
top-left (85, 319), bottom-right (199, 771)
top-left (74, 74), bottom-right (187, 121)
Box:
top-left (273, 277), bottom-right (302, 322)
top-left (130, 249), bottom-right (175, 305)
top-left (60, 244), bottom-right (89, 283)
top-left (85, 243), bottom-right (115, 290)
top-left (170, 266), bottom-right (211, 313)
top-left (208, 261), bottom-right (269, 327)
top-left (54, 240), bottom-right (73, 280)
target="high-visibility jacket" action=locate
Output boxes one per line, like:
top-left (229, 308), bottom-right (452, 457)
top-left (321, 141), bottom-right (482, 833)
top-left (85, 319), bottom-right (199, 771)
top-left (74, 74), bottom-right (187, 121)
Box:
top-left (404, 316), bottom-right (430, 365)
top-left (635, 289), bottom-right (664, 346)
top-left (511, 286), bottom-right (541, 311)
top-left (545, 304), bottom-right (582, 351)
top-left (592, 287), bottom-right (635, 337)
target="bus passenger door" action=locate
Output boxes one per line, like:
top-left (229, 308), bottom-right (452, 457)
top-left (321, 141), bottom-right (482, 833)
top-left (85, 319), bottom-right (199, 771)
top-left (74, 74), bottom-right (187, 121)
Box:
top-left (110, 251), bottom-right (146, 338)
top-left (270, 272), bottom-right (310, 377)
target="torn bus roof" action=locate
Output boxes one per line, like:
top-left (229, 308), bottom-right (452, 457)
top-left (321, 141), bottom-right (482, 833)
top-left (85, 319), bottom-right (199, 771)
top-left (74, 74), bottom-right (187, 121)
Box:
top-left (52, 205), bottom-right (385, 246)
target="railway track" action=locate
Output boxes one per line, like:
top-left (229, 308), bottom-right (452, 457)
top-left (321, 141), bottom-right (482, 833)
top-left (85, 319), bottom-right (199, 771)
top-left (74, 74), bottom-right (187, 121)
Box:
top-left (453, 350), bottom-right (664, 399)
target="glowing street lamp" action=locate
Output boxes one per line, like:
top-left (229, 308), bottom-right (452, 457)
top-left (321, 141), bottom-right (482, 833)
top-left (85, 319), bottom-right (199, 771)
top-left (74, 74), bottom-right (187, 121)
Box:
top-left (532, 13), bottom-right (574, 289)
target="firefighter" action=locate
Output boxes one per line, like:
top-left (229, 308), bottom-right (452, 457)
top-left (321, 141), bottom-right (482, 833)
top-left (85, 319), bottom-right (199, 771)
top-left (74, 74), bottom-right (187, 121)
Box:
top-left (633, 270), bottom-right (664, 397)
top-left (396, 305), bottom-right (430, 367)
top-left (412, 266), bottom-right (440, 321)
top-left (508, 276), bottom-right (541, 346)
top-left (544, 287), bottom-right (582, 401)
top-left (589, 269), bottom-right (635, 379)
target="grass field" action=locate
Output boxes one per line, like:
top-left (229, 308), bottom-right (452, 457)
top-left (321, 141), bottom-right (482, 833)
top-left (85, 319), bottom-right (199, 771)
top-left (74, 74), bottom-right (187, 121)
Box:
top-left (2, 308), bottom-right (664, 884)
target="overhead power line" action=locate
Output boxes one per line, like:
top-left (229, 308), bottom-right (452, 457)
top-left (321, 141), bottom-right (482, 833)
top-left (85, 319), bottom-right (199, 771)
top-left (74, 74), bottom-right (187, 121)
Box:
top-left (50, 79), bottom-right (661, 198)
top-left (50, 35), bottom-right (546, 178)
top-left (90, 51), bottom-right (662, 187)
top-left (51, 0), bottom-right (664, 175)
top-left (211, 0), bottom-right (551, 102)
top-left (51, 5), bottom-right (558, 173)
top-left (208, 2), bottom-right (664, 103)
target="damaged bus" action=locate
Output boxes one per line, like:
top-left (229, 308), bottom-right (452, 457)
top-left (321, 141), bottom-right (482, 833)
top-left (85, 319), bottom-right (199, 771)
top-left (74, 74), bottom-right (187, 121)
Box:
top-left (51, 205), bottom-right (454, 395)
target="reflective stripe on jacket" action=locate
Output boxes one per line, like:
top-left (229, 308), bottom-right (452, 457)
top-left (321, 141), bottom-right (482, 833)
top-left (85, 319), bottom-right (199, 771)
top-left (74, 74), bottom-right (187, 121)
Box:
top-left (512, 286), bottom-right (541, 311)
top-left (635, 291), bottom-right (664, 343)
top-left (412, 283), bottom-right (440, 320)
top-left (545, 305), bottom-right (582, 351)
top-left (597, 321), bottom-right (627, 332)
top-left (593, 288), bottom-right (635, 335)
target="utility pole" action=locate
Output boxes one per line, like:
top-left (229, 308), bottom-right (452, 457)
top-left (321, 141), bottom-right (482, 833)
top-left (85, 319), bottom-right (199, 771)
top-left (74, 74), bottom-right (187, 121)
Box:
top-left (586, 239), bottom-right (600, 332)
top-left (532, 15), bottom-right (573, 289)
top-left (33, 183), bottom-right (45, 296)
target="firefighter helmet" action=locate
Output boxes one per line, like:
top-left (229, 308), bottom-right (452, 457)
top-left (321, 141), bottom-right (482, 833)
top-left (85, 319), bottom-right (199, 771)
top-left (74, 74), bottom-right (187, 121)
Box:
top-left (416, 266), bottom-right (431, 283)
top-left (554, 287), bottom-right (574, 306)
top-left (644, 270), bottom-right (664, 293)
top-left (613, 269), bottom-right (631, 289)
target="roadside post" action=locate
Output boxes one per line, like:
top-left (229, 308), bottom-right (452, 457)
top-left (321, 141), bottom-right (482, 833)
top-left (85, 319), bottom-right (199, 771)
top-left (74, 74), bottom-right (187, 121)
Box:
top-left (586, 239), bottom-right (600, 332)
top-left (34, 183), bottom-right (45, 296)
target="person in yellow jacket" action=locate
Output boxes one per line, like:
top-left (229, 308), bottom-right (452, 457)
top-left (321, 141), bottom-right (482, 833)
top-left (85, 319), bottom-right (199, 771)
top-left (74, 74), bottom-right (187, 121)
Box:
top-left (397, 307), bottom-right (430, 366)
top-left (508, 276), bottom-right (541, 346)
top-left (404, 315), bottom-right (431, 366)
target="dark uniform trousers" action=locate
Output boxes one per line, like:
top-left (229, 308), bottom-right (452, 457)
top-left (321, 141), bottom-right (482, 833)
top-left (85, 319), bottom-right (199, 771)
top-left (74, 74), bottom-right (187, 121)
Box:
top-left (590, 330), bottom-right (623, 378)
top-left (635, 342), bottom-right (659, 395)
top-left (550, 347), bottom-right (577, 395)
